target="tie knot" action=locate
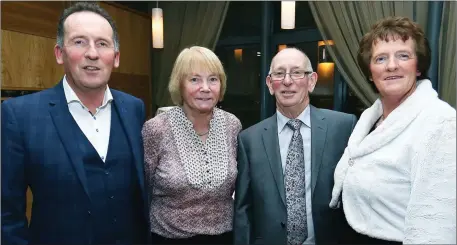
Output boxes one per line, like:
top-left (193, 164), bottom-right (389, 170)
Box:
top-left (286, 119), bottom-right (302, 131)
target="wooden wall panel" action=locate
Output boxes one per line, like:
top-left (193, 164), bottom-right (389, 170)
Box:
top-left (1, 1), bottom-right (67, 39)
top-left (1, 30), bottom-right (64, 89)
top-left (110, 72), bottom-right (152, 119)
top-left (1, 2), bottom-right (152, 116)
top-left (101, 2), bottom-right (151, 76)
top-left (1, 1), bottom-right (151, 77)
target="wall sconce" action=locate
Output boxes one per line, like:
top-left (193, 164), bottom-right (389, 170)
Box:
top-left (234, 48), bottom-right (243, 62)
top-left (316, 40), bottom-right (336, 95)
top-left (318, 40), bottom-right (334, 63)
top-left (281, 1), bottom-right (295, 29)
top-left (278, 44), bottom-right (287, 52)
top-left (152, 4), bottom-right (164, 49)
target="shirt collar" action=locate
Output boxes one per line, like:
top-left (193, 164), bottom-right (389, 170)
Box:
top-left (277, 105), bottom-right (311, 134)
top-left (62, 75), bottom-right (113, 108)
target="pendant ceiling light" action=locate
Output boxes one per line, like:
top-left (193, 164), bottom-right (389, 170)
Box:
top-left (281, 1), bottom-right (295, 29)
top-left (152, 2), bottom-right (163, 49)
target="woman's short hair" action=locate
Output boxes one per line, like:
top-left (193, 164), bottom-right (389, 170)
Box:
top-left (168, 46), bottom-right (227, 106)
top-left (357, 16), bottom-right (431, 81)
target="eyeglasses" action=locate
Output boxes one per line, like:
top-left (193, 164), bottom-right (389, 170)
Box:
top-left (371, 51), bottom-right (416, 65)
top-left (269, 70), bottom-right (313, 81)
top-left (64, 39), bottom-right (115, 53)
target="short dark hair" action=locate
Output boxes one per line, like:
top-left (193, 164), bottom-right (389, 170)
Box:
top-left (56, 2), bottom-right (119, 51)
top-left (357, 16), bottom-right (430, 81)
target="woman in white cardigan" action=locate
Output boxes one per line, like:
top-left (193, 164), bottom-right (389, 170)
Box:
top-left (330, 16), bottom-right (456, 244)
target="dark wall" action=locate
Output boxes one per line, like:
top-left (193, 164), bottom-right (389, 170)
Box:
top-left (115, 1), bottom-right (149, 14)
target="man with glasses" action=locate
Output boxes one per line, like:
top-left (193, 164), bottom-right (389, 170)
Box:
top-left (2, 2), bottom-right (148, 244)
top-left (234, 48), bottom-right (357, 245)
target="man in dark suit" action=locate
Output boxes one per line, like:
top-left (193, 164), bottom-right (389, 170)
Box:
top-left (2, 2), bottom-right (148, 244)
top-left (233, 48), bottom-right (357, 245)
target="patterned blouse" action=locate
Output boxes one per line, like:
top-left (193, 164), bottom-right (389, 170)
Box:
top-left (142, 107), bottom-right (242, 238)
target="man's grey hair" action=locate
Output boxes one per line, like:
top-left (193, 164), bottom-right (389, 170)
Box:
top-left (269, 47), bottom-right (313, 74)
top-left (56, 2), bottom-right (120, 51)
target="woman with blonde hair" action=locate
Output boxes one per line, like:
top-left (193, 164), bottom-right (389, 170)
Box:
top-left (142, 46), bottom-right (241, 244)
top-left (330, 16), bottom-right (456, 244)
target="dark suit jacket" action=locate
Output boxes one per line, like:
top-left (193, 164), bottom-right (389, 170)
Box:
top-left (1, 82), bottom-right (148, 245)
top-left (233, 105), bottom-right (357, 245)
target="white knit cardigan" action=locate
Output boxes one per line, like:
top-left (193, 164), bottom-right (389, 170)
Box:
top-left (330, 79), bottom-right (456, 244)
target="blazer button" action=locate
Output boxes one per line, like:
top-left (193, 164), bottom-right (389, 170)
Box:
top-left (280, 222), bottom-right (286, 228)
top-left (87, 210), bottom-right (91, 215)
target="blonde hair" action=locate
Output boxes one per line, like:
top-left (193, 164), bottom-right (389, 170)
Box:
top-left (168, 46), bottom-right (227, 106)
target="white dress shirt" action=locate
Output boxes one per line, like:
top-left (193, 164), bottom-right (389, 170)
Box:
top-left (277, 106), bottom-right (315, 244)
top-left (63, 76), bottom-right (112, 162)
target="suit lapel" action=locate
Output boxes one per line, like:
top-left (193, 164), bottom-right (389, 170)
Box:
top-left (310, 106), bottom-right (328, 195)
top-left (111, 92), bottom-right (146, 200)
top-left (262, 114), bottom-right (286, 208)
top-left (48, 82), bottom-right (91, 201)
